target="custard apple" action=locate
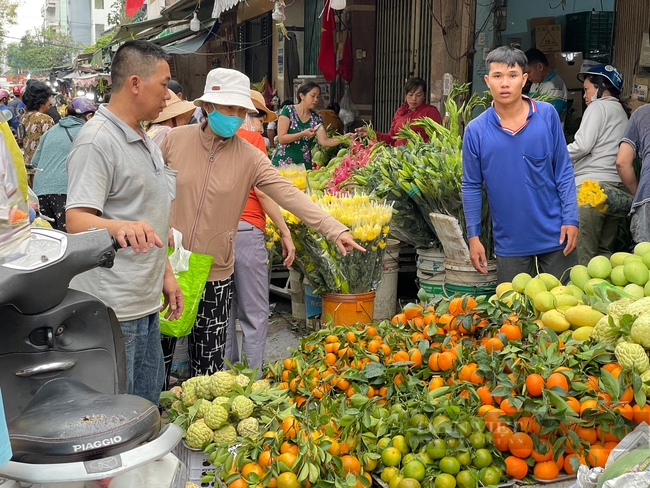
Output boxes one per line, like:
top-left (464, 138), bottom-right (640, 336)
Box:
top-left (237, 417), bottom-right (259, 438)
top-left (169, 386), bottom-right (183, 399)
top-left (196, 375), bottom-right (214, 400)
top-left (186, 419), bottom-right (214, 449)
top-left (625, 297), bottom-right (650, 318)
top-left (194, 399), bottom-right (212, 419)
top-left (181, 380), bottom-right (199, 407)
top-left (608, 298), bottom-right (636, 321)
top-left (592, 316), bottom-right (620, 344)
top-left (213, 424), bottom-right (237, 444)
top-left (615, 341), bottom-right (650, 373)
top-left (234, 374), bottom-right (250, 388)
top-left (251, 379), bottom-right (270, 392)
top-left (213, 396), bottom-right (230, 409)
top-left (210, 371), bottom-right (235, 397)
top-left (231, 395), bottom-right (254, 420)
top-left (631, 314), bottom-right (650, 348)
top-left (204, 404), bottom-right (228, 430)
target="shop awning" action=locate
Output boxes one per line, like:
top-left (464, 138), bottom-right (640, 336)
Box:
top-left (160, 21), bottom-right (220, 55)
top-left (109, 16), bottom-right (175, 45)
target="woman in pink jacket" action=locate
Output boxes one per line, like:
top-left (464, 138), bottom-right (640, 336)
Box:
top-left (356, 77), bottom-right (441, 146)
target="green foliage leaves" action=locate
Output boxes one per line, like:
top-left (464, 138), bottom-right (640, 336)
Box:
top-left (6, 27), bottom-right (81, 71)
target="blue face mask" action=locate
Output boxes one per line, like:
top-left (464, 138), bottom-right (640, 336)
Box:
top-left (207, 108), bottom-right (245, 138)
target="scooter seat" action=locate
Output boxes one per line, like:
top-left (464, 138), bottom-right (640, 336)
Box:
top-left (8, 378), bottom-right (161, 464)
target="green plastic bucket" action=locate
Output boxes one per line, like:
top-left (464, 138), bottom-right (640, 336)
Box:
top-left (443, 258), bottom-right (497, 298)
top-left (443, 281), bottom-right (496, 298)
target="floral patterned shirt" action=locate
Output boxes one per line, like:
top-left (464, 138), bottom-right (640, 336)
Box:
top-left (270, 105), bottom-right (323, 170)
top-left (22, 111), bottom-right (54, 166)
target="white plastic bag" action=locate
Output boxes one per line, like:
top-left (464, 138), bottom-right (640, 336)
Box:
top-left (168, 227), bottom-right (191, 275)
top-left (339, 83), bottom-right (358, 127)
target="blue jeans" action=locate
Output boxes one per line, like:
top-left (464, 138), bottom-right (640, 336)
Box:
top-left (120, 313), bottom-right (165, 405)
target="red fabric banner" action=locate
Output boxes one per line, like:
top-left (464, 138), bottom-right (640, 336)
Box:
top-left (317, 7), bottom-right (337, 81)
top-left (337, 31), bottom-right (353, 82)
top-left (125, 0), bottom-right (145, 17)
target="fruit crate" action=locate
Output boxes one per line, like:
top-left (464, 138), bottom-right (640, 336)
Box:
top-left (565, 11), bottom-right (614, 53)
top-left (173, 440), bottom-right (218, 487)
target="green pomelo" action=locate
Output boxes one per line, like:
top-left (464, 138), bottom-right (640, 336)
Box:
top-left (584, 278), bottom-right (606, 296)
top-left (643, 252), bottom-right (650, 269)
top-left (550, 285), bottom-right (574, 296)
top-left (495, 282), bottom-right (513, 297)
top-left (624, 260), bottom-right (649, 285)
top-left (511, 273), bottom-right (532, 293)
top-left (538, 272), bottom-right (561, 290)
top-left (541, 309), bottom-right (571, 332)
top-left (572, 326), bottom-right (593, 341)
top-left (624, 283), bottom-right (645, 299)
top-left (646, 281), bottom-right (650, 297)
top-left (587, 255), bottom-right (612, 279)
top-left (564, 305), bottom-right (604, 328)
top-left (624, 255), bottom-right (643, 264)
top-left (524, 277), bottom-right (547, 297)
top-left (610, 265), bottom-right (629, 286)
top-left (570, 265), bottom-right (591, 290)
top-left (555, 294), bottom-right (579, 307)
top-left (634, 242), bottom-right (650, 256)
top-left (533, 291), bottom-right (557, 312)
top-left (610, 252), bottom-right (632, 268)
top-left (567, 284), bottom-right (585, 300)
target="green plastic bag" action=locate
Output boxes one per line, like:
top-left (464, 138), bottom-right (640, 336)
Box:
top-left (160, 229), bottom-right (213, 337)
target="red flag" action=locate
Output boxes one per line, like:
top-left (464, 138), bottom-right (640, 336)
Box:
top-left (337, 31), bottom-right (353, 82)
top-left (125, 0), bottom-right (145, 17)
top-left (318, 7), bottom-right (337, 81)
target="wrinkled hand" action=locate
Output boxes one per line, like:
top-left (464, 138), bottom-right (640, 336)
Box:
top-left (335, 231), bottom-right (366, 256)
top-left (161, 267), bottom-right (183, 320)
top-left (281, 233), bottom-right (296, 268)
top-left (560, 225), bottom-right (578, 256)
top-left (469, 236), bottom-right (488, 275)
top-left (115, 220), bottom-right (163, 253)
top-left (354, 127), bottom-right (368, 137)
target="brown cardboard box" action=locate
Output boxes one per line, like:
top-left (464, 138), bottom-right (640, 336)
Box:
top-left (533, 25), bottom-right (562, 53)
top-left (632, 74), bottom-right (650, 102)
top-left (530, 17), bottom-right (555, 29)
top-left (548, 52), bottom-right (584, 90)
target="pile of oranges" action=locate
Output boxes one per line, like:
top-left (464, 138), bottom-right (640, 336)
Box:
top-left (242, 294), bottom-right (642, 487)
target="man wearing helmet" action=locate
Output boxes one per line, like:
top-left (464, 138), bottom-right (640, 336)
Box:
top-left (525, 49), bottom-right (568, 124)
top-left (0, 89), bottom-right (20, 131)
top-left (8, 85), bottom-right (25, 122)
top-left (568, 64), bottom-right (629, 264)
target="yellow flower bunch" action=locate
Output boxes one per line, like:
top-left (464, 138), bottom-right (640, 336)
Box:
top-left (278, 163), bottom-right (308, 191)
top-left (577, 180), bottom-right (607, 207)
top-left (576, 180), bottom-right (633, 217)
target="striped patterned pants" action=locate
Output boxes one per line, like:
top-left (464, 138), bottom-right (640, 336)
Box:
top-left (161, 276), bottom-right (233, 382)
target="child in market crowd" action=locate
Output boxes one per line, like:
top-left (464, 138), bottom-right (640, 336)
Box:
top-left (461, 45), bottom-right (578, 284)
top-left (567, 64), bottom-right (629, 265)
top-left (159, 68), bottom-right (364, 377)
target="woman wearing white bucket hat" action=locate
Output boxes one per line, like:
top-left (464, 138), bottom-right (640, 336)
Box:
top-left (160, 68), bottom-right (364, 376)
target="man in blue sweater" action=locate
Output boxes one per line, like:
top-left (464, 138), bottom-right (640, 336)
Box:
top-left (462, 45), bottom-right (578, 283)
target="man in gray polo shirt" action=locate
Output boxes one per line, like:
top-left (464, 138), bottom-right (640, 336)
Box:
top-left (66, 40), bottom-right (183, 405)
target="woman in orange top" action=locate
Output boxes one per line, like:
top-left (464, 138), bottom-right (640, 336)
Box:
top-left (224, 91), bottom-right (295, 375)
